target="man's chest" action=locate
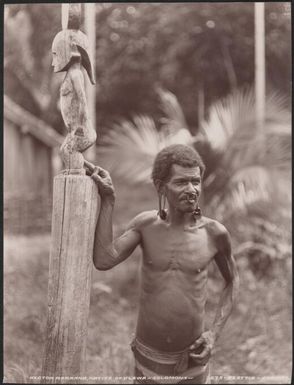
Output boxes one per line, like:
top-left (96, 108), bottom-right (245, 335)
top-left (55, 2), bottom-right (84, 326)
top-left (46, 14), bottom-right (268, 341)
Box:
top-left (140, 225), bottom-right (217, 273)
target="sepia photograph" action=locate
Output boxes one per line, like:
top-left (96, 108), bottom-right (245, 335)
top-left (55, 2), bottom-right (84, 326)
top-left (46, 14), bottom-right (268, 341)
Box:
top-left (3, 2), bottom-right (292, 384)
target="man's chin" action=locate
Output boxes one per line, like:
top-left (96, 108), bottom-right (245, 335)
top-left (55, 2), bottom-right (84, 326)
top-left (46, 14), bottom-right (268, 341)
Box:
top-left (175, 201), bottom-right (198, 213)
top-left (182, 204), bottom-right (197, 213)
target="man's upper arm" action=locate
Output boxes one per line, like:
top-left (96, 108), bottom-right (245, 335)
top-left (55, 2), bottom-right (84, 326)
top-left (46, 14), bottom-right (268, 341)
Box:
top-left (113, 211), bottom-right (156, 265)
top-left (212, 222), bottom-right (238, 286)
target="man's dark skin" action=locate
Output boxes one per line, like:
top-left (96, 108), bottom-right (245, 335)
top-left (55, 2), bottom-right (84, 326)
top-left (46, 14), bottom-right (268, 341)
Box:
top-left (89, 162), bottom-right (239, 367)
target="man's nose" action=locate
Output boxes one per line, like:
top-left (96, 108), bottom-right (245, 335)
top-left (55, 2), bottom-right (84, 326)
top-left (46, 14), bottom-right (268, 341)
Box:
top-left (187, 182), bottom-right (196, 192)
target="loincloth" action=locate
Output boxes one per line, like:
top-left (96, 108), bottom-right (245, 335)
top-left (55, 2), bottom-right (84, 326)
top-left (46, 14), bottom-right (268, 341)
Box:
top-left (131, 337), bottom-right (210, 384)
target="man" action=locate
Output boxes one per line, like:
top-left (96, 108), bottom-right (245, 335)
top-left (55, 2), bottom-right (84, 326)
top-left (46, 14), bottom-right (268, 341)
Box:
top-left (87, 144), bottom-right (239, 384)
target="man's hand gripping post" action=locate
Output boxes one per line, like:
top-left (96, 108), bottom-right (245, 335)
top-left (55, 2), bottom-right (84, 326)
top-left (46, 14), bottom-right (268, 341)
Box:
top-left (84, 160), bottom-right (115, 201)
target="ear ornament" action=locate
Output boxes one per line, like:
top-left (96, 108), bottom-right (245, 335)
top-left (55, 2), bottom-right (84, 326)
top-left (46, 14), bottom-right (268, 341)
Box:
top-left (158, 193), bottom-right (167, 220)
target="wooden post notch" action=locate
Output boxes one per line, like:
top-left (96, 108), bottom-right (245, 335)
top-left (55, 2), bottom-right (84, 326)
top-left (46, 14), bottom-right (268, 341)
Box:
top-left (42, 4), bottom-right (99, 383)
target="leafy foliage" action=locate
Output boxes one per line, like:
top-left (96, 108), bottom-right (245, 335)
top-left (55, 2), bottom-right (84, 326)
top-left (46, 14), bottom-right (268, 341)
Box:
top-left (201, 88), bottom-right (291, 220)
top-left (99, 89), bottom-right (195, 184)
top-left (100, 87), bottom-right (291, 216)
top-left (94, 2), bottom-right (291, 130)
top-left (4, 3), bottom-right (291, 132)
top-left (98, 86), bottom-right (291, 280)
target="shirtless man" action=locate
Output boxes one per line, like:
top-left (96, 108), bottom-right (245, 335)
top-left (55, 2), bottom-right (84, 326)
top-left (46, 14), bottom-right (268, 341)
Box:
top-left (87, 144), bottom-right (239, 384)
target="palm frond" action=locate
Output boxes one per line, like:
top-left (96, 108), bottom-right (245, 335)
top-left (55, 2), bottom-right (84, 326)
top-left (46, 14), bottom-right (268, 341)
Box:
top-left (99, 86), bottom-right (291, 219)
top-left (207, 166), bottom-right (272, 219)
top-left (202, 88), bottom-right (291, 218)
top-left (156, 87), bottom-right (189, 133)
top-left (200, 87), bottom-right (256, 153)
top-left (99, 88), bottom-right (195, 184)
top-left (266, 90), bottom-right (291, 124)
top-left (201, 88), bottom-right (291, 156)
top-left (99, 111), bottom-right (194, 184)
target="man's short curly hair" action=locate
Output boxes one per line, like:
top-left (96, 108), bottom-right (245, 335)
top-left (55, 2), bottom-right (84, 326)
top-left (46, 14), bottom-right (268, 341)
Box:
top-left (151, 144), bottom-right (205, 185)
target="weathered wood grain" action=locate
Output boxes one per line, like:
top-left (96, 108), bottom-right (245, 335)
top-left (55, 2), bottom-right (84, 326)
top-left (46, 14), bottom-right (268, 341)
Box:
top-left (42, 174), bottom-right (100, 383)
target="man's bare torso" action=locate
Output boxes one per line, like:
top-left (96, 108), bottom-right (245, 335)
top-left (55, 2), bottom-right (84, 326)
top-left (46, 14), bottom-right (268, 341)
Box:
top-left (135, 211), bottom-right (218, 352)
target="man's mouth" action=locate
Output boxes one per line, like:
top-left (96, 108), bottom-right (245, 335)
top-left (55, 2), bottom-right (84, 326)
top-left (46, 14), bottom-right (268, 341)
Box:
top-left (185, 193), bottom-right (197, 204)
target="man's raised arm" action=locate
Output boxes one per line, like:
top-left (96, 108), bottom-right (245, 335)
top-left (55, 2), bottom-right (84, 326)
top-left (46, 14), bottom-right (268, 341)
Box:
top-left (88, 165), bottom-right (141, 271)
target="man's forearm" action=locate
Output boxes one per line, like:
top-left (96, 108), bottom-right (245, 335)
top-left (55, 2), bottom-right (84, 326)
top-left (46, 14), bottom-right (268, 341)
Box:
top-left (93, 197), bottom-right (118, 270)
top-left (190, 277), bottom-right (239, 364)
top-left (211, 277), bottom-right (239, 341)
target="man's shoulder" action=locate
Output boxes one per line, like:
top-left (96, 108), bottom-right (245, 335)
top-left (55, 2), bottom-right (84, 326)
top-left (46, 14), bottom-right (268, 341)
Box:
top-left (127, 210), bottom-right (158, 231)
top-left (202, 217), bottom-right (229, 237)
top-left (202, 217), bottom-right (231, 253)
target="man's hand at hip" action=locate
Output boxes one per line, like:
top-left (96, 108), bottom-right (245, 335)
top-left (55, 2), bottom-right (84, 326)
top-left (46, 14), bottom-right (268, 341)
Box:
top-left (189, 330), bottom-right (216, 365)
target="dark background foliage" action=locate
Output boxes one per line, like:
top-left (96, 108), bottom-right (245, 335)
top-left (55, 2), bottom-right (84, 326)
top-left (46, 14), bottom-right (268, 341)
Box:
top-left (4, 3), bottom-right (291, 134)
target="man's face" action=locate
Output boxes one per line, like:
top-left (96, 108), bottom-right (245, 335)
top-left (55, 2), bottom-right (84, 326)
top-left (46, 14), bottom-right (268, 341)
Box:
top-left (163, 164), bottom-right (202, 213)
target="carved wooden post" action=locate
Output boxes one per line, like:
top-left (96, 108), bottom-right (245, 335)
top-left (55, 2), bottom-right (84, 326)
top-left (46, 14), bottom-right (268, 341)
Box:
top-left (42, 4), bottom-right (99, 383)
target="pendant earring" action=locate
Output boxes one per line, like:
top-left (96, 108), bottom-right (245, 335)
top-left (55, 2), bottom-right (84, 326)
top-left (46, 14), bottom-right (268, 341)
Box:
top-left (193, 206), bottom-right (202, 220)
top-left (158, 193), bottom-right (167, 220)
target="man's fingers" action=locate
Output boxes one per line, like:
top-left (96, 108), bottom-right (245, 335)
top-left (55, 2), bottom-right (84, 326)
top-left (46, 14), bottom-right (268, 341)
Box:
top-left (190, 355), bottom-right (209, 365)
top-left (97, 167), bottom-right (109, 178)
top-left (84, 159), bottom-right (95, 172)
top-left (84, 160), bottom-right (105, 176)
top-left (91, 166), bottom-right (108, 179)
top-left (190, 336), bottom-right (204, 350)
top-left (84, 161), bottom-right (111, 180)
top-left (192, 346), bottom-right (210, 359)
top-left (91, 173), bottom-right (103, 184)
top-left (190, 347), bottom-right (210, 365)
top-left (93, 166), bottom-right (101, 174)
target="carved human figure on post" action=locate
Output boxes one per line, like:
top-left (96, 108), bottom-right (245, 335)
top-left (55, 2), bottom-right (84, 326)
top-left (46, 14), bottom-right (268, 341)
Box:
top-left (52, 29), bottom-right (96, 171)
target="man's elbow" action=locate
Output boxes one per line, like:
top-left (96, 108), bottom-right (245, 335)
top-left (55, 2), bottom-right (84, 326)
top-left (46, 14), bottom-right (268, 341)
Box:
top-left (93, 251), bottom-right (117, 271)
top-left (93, 259), bottom-right (115, 271)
